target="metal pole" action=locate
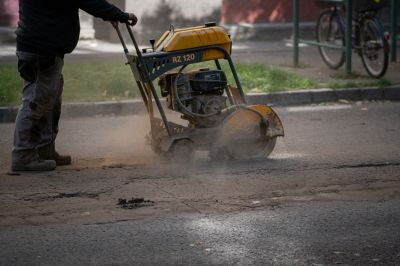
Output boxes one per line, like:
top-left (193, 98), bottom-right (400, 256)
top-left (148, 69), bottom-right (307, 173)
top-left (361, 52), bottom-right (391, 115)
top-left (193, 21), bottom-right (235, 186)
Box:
top-left (345, 0), bottom-right (352, 75)
top-left (114, 24), bottom-right (149, 108)
top-left (227, 56), bottom-right (247, 104)
top-left (293, 0), bottom-right (300, 67)
top-left (391, 0), bottom-right (398, 62)
top-left (125, 23), bottom-right (172, 136)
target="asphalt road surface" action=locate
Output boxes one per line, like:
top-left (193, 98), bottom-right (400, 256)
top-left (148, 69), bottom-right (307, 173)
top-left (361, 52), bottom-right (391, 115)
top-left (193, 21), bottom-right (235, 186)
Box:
top-left (1, 101), bottom-right (400, 265)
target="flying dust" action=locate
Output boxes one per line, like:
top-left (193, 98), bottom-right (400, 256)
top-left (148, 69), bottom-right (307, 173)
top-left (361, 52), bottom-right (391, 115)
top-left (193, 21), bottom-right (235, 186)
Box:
top-left (58, 114), bottom-right (156, 169)
top-left (57, 111), bottom-right (292, 181)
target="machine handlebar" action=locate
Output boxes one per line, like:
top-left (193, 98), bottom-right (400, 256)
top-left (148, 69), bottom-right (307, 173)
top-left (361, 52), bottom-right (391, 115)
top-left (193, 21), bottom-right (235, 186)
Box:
top-left (112, 22), bottom-right (142, 59)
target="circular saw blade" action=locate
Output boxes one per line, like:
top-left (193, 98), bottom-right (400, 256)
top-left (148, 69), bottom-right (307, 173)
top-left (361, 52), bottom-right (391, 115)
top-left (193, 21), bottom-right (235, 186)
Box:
top-left (212, 107), bottom-right (277, 160)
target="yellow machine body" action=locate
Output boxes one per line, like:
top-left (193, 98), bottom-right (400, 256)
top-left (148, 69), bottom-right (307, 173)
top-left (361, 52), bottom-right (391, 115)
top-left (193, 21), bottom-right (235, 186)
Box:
top-left (114, 22), bottom-right (284, 159)
top-left (155, 25), bottom-right (232, 61)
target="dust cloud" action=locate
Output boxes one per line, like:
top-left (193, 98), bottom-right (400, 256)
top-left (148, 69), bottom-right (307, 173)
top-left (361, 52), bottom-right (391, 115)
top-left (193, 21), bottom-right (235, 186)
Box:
top-left (60, 112), bottom-right (284, 179)
top-left (100, 114), bottom-right (156, 167)
top-left (58, 114), bottom-right (156, 169)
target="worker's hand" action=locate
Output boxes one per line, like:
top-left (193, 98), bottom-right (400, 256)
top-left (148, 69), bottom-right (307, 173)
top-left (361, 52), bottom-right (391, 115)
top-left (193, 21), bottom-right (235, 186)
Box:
top-left (127, 13), bottom-right (138, 26)
top-left (110, 13), bottom-right (137, 28)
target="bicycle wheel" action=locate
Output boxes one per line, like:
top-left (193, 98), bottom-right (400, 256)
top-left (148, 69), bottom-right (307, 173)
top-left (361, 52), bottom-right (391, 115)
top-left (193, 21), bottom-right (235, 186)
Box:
top-left (360, 17), bottom-right (389, 78)
top-left (316, 10), bottom-right (345, 69)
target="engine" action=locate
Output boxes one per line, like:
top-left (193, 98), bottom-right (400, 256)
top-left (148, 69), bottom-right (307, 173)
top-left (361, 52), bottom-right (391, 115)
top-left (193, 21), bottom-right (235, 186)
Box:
top-left (159, 69), bottom-right (228, 127)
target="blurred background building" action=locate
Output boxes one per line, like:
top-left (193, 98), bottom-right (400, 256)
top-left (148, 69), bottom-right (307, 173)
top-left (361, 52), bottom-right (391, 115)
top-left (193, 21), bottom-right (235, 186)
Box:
top-left (0, 0), bottom-right (398, 44)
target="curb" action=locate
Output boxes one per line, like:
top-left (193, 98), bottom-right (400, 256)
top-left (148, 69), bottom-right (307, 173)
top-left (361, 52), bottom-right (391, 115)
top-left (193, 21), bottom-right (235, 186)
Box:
top-left (1, 86), bottom-right (399, 123)
top-left (246, 86), bottom-right (397, 106)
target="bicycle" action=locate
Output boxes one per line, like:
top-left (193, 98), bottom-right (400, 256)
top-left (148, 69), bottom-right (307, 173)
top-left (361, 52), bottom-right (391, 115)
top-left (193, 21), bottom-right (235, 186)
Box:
top-left (316, 0), bottom-right (390, 78)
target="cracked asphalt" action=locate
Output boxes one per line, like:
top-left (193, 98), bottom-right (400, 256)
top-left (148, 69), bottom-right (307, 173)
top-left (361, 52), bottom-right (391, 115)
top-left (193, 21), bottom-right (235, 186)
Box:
top-left (0, 101), bottom-right (400, 265)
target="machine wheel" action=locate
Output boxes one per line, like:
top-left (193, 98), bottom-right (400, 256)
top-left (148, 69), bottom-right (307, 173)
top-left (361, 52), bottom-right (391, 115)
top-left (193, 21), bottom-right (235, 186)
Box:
top-left (164, 139), bottom-right (195, 163)
top-left (150, 138), bottom-right (162, 154)
top-left (316, 10), bottom-right (345, 69)
top-left (360, 17), bottom-right (389, 78)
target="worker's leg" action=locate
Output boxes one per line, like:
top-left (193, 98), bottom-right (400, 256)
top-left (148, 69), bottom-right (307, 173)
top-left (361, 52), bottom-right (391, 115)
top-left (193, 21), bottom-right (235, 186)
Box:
top-left (12, 51), bottom-right (63, 171)
top-left (37, 74), bottom-right (72, 165)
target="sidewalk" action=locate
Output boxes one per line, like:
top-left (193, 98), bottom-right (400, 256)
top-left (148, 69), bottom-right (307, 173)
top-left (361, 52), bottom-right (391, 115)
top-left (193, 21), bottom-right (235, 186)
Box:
top-left (2, 37), bottom-right (399, 81)
top-left (0, 38), bottom-right (293, 58)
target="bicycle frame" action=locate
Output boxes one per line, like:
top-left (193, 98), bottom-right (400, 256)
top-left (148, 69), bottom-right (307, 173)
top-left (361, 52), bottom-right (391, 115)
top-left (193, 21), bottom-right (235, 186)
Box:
top-left (325, 4), bottom-right (388, 53)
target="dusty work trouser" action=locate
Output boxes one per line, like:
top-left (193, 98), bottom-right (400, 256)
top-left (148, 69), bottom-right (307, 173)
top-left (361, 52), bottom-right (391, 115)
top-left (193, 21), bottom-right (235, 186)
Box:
top-left (12, 51), bottom-right (64, 164)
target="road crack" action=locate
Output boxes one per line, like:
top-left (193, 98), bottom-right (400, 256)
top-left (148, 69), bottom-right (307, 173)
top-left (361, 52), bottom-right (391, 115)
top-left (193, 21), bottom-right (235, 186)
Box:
top-left (333, 162), bottom-right (400, 169)
top-left (234, 161), bottom-right (400, 176)
top-left (51, 192), bottom-right (99, 199)
top-left (21, 192), bottom-right (100, 202)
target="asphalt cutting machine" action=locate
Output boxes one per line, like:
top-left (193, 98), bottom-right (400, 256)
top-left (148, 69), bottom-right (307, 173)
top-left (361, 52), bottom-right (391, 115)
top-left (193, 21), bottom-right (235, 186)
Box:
top-left (114, 22), bottom-right (284, 160)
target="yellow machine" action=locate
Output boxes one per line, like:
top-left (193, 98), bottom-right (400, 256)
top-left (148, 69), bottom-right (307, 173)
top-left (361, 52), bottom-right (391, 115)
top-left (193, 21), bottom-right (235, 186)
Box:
top-left (115, 22), bottom-right (284, 160)
top-left (155, 24), bottom-right (232, 60)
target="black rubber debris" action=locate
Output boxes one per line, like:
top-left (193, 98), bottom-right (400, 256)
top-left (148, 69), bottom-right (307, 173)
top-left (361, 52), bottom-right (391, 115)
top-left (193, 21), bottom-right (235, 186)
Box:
top-left (6, 172), bottom-right (21, 176)
top-left (117, 197), bottom-right (155, 209)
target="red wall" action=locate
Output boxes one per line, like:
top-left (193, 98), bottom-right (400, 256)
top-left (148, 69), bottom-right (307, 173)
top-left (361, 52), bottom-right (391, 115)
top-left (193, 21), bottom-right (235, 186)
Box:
top-left (1, 0), bottom-right (323, 27)
top-left (0, 0), bottom-right (19, 26)
top-left (222, 0), bottom-right (321, 24)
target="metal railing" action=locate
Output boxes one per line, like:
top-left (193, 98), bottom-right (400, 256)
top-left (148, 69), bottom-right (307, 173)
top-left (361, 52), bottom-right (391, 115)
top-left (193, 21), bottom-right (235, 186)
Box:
top-left (293, 0), bottom-right (399, 76)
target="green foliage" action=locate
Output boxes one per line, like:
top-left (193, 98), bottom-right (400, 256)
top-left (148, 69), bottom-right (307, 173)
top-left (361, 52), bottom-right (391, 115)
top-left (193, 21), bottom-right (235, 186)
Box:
top-left (62, 60), bottom-right (139, 102)
top-left (376, 78), bottom-right (392, 88)
top-left (0, 65), bottom-right (22, 106)
top-left (327, 77), bottom-right (392, 89)
top-left (327, 80), bottom-right (358, 89)
top-left (0, 59), bottom-right (395, 106)
top-left (231, 63), bottom-right (318, 92)
top-left (330, 71), bottom-right (362, 80)
top-left (0, 61), bottom-right (139, 106)
top-left (188, 61), bottom-right (318, 93)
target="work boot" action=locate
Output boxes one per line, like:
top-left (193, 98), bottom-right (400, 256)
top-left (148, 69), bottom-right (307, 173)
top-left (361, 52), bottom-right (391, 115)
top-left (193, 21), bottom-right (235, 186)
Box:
top-left (39, 149), bottom-right (72, 166)
top-left (38, 144), bottom-right (72, 166)
top-left (12, 159), bottom-right (56, 172)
